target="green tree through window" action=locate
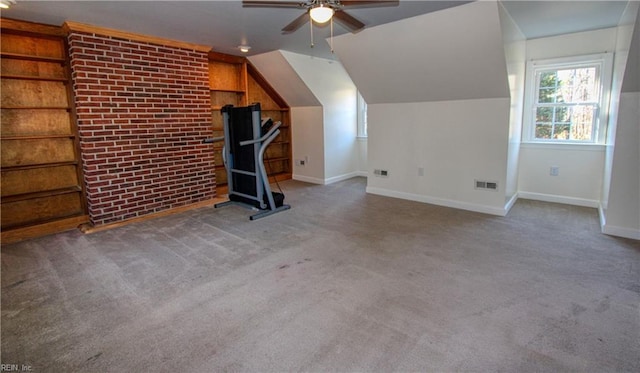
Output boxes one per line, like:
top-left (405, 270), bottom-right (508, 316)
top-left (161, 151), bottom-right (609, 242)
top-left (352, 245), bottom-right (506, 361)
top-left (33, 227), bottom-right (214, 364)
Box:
top-left (524, 53), bottom-right (611, 144)
top-left (534, 67), bottom-right (598, 141)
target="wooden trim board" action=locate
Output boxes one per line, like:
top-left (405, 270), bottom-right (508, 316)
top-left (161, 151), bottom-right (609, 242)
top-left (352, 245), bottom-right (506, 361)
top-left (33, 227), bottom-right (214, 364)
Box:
top-left (1, 17), bottom-right (66, 36)
top-left (79, 197), bottom-right (228, 234)
top-left (1, 215), bottom-right (89, 245)
top-left (63, 21), bottom-right (212, 52)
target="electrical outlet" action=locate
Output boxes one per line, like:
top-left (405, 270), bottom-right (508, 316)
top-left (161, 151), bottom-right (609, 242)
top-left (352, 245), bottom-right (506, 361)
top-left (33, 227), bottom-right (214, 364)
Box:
top-left (550, 166), bottom-right (559, 176)
top-left (296, 159), bottom-right (305, 166)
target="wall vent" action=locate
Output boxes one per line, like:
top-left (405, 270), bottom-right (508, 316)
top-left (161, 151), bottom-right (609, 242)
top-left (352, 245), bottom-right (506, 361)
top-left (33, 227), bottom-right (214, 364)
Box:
top-left (475, 180), bottom-right (498, 191)
top-left (373, 169), bottom-right (388, 177)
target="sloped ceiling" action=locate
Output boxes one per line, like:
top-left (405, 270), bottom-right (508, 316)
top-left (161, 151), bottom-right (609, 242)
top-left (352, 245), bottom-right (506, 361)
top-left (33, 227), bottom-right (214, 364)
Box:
top-left (2, 0), bottom-right (469, 60)
top-left (501, 1), bottom-right (630, 39)
top-left (332, 1), bottom-right (510, 104)
top-left (1, 1), bottom-right (631, 60)
top-left (249, 51), bottom-right (321, 106)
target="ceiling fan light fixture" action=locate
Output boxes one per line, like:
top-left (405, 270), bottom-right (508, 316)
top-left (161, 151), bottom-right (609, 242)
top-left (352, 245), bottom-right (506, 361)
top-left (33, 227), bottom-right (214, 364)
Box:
top-left (0, 0), bottom-right (16, 9)
top-left (238, 45), bottom-right (251, 53)
top-left (310, 4), bottom-right (334, 24)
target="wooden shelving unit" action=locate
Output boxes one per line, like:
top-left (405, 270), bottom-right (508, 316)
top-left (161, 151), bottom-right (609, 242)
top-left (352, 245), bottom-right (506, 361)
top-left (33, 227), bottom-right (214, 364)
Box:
top-left (1, 20), bottom-right (88, 240)
top-left (208, 52), bottom-right (292, 194)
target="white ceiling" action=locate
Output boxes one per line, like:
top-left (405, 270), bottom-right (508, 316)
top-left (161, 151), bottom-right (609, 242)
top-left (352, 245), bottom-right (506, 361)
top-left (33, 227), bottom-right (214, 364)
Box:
top-left (1, 1), bottom-right (633, 60)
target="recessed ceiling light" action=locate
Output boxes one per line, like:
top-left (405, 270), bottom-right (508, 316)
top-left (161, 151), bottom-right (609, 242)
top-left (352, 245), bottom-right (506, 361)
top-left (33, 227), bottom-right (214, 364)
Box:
top-left (238, 45), bottom-right (251, 53)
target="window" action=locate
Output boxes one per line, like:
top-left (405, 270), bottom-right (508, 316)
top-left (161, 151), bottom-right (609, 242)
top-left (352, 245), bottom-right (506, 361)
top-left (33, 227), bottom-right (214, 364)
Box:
top-left (523, 53), bottom-right (612, 144)
top-left (357, 90), bottom-right (367, 138)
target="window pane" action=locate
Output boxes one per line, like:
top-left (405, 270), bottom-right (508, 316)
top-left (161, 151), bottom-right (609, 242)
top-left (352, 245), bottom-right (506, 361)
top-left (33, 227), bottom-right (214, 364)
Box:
top-left (527, 56), bottom-right (606, 143)
top-left (533, 104), bottom-right (596, 141)
top-left (538, 88), bottom-right (556, 103)
top-left (535, 123), bottom-right (552, 139)
top-left (555, 67), bottom-right (598, 103)
top-left (536, 107), bottom-right (553, 122)
top-left (574, 67), bottom-right (597, 102)
top-left (539, 71), bottom-right (557, 88)
top-left (556, 69), bottom-right (573, 102)
top-left (570, 105), bottom-right (595, 140)
top-left (553, 123), bottom-right (570, 139)
top-left (555, 106), bottom-right (570, 122)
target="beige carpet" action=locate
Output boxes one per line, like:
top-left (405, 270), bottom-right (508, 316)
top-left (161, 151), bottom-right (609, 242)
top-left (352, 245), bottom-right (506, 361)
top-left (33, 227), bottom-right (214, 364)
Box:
top-left (2, 177), bottom-right (639, 372)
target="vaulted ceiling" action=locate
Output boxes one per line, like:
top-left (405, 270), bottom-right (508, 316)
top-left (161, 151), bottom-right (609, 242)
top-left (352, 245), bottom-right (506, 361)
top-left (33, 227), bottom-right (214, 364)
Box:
top-left (1, 1), bottom-right (633, 60)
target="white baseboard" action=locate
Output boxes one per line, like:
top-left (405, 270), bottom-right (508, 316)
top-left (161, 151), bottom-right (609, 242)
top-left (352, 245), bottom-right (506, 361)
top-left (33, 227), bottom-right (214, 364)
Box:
top-left (292, 174), bottom-right (325, 185)
top-left (598, 204), bottom-right (607, 229)
top-left (602, 224), bottom-right (640, 240)
top-left (293, 172), bottom-right (364, 185)
top-left (504, 193), bottom-right (518, 214)
top-left (598, 204), bottom-right (640, 240)
top-left (325, 171), bottom-right (361, 185)
top-left (365, 186), bottom-right (507, 216)
top-left (518, 191), bottom-right (599, 208)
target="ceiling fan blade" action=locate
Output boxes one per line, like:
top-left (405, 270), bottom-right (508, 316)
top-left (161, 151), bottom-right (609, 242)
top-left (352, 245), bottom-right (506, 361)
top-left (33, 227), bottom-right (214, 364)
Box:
top-left (242, 1), bottom-right (304, 8)
top-left (333, 10), bottom-right (365, 33)
top-left (339, 0), bottom-right (399, 8)
top-left (282, 12), bottom-right (310, 34)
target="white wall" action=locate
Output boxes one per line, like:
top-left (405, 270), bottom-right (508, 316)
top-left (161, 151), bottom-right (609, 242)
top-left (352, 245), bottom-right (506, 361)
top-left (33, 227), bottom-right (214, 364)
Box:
top-left (517, 28), bottom-right (618, 206)
top-left (366, 99), bottom-right (511, 215)
top-left (356, 138), bottom-right (367, 176)
top-left (249, 51), bottom-right (326, 183)
top-left (499, 2), bottom-right (526, 206)
top-left (602, 2), bottom-right (639, 211)
top-left (519, 144), bottom-right (605, 206)
top-left (603, 5), bottom-right (640, 239)
top-left (281, 51), bottom-right (358, 183)
top-left (333, 1), bottom-right (512, 215)
top-left (604, 92), bottom-right (640, 238)
top-left (290, 106), bottom-right (325, 184)
top-left (603, 30), bottom-right (634, 209)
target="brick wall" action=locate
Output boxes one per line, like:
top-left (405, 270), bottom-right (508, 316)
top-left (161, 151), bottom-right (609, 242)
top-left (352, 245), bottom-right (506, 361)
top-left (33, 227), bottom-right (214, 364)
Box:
top-left (68, 31), bottom-right (214, 226)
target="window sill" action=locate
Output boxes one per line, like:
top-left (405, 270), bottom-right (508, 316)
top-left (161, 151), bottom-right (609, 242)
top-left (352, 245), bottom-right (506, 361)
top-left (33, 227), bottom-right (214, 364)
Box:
top-left (520, 142), bottom-right (605, 152)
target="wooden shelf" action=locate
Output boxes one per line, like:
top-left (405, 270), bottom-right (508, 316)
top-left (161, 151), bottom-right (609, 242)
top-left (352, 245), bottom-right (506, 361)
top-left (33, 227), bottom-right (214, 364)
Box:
top-left (1, 74), bottom-right (68, 82)
top-left (1, 211), bottom-right (86, 232)
top-left (0, 106), bottom-right (70, 110)
top-left (209, 53), bottom-right (292, 195)
top-left (2, 186), bottom-right (82, 204)
top-left (264, 157), bottom-right (289, 163)
top-left (210, 88), bottom-right (245, 93)
top-left (2, 161), bottom-right (79, 171)
top-left (265, 172), bottom-right (291, 183)
top-left (1, 19), bottom-right (87, 237)
top-left (2, 134), bottom-right (75, 140)
top-left (0, 52), bottom-right (65, 63)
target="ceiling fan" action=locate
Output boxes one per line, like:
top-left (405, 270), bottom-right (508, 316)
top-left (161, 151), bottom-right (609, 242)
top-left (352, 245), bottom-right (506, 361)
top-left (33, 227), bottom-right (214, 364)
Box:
top-left (242, 0), bottom-right (399, 34)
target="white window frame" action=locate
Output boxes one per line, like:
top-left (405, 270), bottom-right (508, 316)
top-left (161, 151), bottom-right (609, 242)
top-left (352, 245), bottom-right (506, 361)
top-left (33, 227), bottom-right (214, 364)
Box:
top-left (357, 90), bottom-right (367, 138)
top-left (523, 53), bottom-right (613, 144)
